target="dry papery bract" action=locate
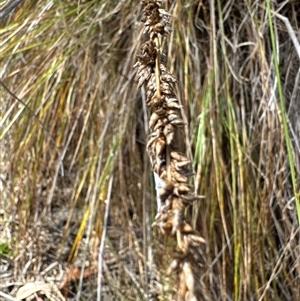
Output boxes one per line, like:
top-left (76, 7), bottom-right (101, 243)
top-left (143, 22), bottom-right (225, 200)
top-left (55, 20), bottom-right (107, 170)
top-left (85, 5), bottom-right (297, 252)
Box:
top-left (135, 0), bottom-right (206, 300)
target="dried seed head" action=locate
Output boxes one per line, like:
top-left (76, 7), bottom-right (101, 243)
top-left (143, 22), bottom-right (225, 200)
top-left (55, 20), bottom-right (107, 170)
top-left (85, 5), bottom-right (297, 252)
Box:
top-left (137, 2), bottom-right (206, 299)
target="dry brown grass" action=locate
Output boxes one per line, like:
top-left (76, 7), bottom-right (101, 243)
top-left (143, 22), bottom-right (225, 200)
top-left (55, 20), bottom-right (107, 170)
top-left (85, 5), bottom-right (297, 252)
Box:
top-left (0, 0), bottom-right (300, 300)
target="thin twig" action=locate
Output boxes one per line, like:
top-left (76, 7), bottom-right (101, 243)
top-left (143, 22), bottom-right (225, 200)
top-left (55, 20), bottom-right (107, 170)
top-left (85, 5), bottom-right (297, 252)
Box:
top-left (0, 80), bottom-right (64, 177)
top-left (97, 175), bottom-right (114, 301)
top-left (258, 228), bottom-right (299, 301)
top-left (0, 0), bottom-right (23, 20)
top-left (75, 114), bottom-right (112, 301)
top-left (0, 291), bottom-right (21, 301)
top-left (273, 11), bottom-right (300, 62)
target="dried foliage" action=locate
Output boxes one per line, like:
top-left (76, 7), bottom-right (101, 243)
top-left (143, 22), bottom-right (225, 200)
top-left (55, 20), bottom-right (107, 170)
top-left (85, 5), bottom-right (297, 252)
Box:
top-left (1, 0), bottom-right (300, 301)
top-left (135, 1), bottom-right (207, 300)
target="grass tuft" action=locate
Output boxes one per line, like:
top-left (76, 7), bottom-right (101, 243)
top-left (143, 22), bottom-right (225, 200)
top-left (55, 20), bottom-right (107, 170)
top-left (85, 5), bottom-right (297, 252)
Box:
top-left (0, 0), bottom-right (300, 300)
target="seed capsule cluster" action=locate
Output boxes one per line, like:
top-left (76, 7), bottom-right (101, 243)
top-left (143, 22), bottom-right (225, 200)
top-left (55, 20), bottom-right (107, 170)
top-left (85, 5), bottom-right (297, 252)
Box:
top-left (135, 1), bottom-right (206, 300)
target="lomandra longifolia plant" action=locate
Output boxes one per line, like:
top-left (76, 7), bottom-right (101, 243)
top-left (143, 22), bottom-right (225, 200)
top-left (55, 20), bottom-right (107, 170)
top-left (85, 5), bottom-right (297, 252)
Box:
top-left (135, 1), bottom-right (206, 300)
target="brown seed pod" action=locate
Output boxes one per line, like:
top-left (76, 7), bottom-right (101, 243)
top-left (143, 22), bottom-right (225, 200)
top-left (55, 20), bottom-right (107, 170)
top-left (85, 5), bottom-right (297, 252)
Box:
top-left (172, 171), bottom-right (188, 183)
top-left (161, 198), bottom-right (172, 212)
top-left (159, 63), bottom-right (167, 73)
top-left (149, 112), bottom-right (162, 129)
top-left (159, 182), bottom-right (174, 201)
top-left (147, 95), bottom-right (162, 107)
top-left (153, 22), bottom-right (165, 34)
top-left (167, 113), bottom-right (181, 122)
top-left (160, 82), bottom-right (173, 95)
top-left (159, 168), bottom-right (168, 181)
top-left (165, 96), bottom-right (178, 103)
top-left (161, 73), bottom-right (177, 83)
top-left (174, 184), bottom-right (191, 194)
top-left (155, 107), bottom-right (167, 116)
top-left (170, 151), bottom-right (189, 162)
top-left (168, 109), bottom-right (180, 115)
top-left (146, 73), bottom-right (157, 92)
top-left (153, 212), bottom-right (173, 236)
top-left (138, 41), bottom-right (156, 65)
top-left (181, 194), bottom-right (200, 204)
top-left (146, 131), bottom-right (159, 151)
top-left (166, 101), bottom-right (182, 109)
top-left (153, 118), bottom-right (166, 131)
top-left (187, 234), bottom-right (206, 245)
top-left (137, 63), bottom-right (151, 74)
top-left (175, 160), bottom-right (191, 169)
top-left (146, 84), bottom-right (157, 97)
top-left (137, 72), bottom-right (151, 88)
top-left (163, 123), bottom-right (174, 145)
top-left (155, 136), bottom-right (166, 158)
top-left (170, 118), bottom-right (185, 126)
top-left (172, 208), bottom-right (184, 234)
top-left (152, 159), bottom-right (164, 175)
top-left (146, 88), bottom-right (156, 101)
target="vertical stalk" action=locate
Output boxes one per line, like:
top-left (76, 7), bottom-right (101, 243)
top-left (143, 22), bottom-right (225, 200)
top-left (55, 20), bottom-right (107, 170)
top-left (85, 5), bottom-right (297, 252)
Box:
top-left (135, 1), bottom-right (207, 300)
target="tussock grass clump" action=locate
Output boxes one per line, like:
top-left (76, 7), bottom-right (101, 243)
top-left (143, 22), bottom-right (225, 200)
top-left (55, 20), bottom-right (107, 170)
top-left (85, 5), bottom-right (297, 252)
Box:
top-left (1, 0), bottom-right (300, 300)
top-left (0, 0), bottom-right (144, 299)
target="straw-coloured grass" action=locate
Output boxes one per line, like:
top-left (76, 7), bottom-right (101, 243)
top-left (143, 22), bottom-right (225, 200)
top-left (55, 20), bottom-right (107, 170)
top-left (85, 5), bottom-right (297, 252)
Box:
top-left (0, 0), bottom-right (300, 300)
